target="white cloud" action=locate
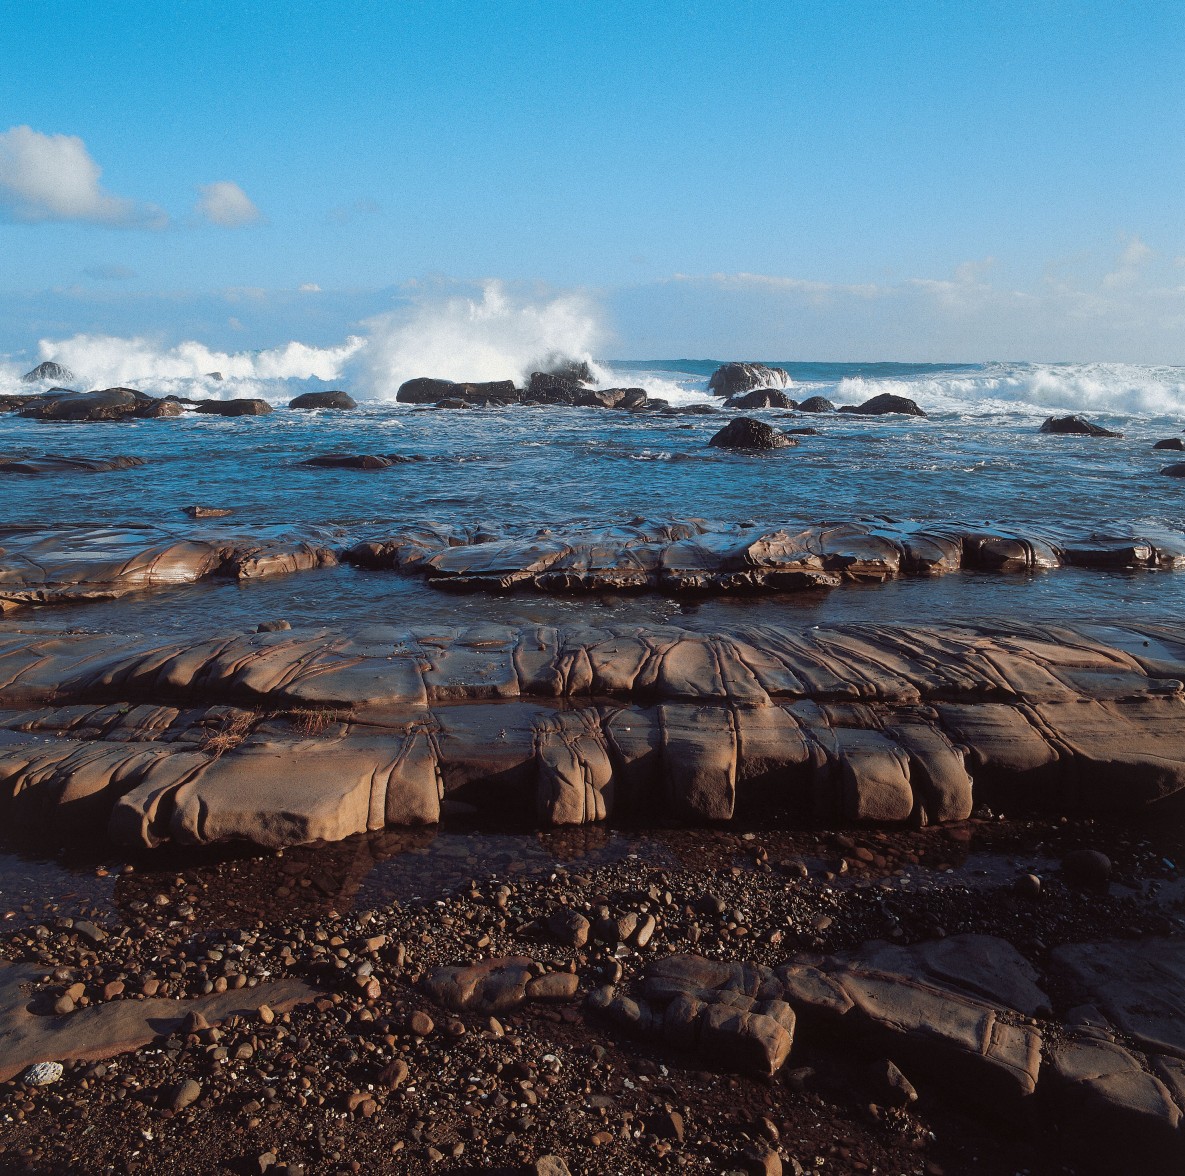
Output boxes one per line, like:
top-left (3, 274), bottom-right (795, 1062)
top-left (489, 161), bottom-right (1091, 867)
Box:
top-left (195, 180), bottom-right (263, 227)
top-left (1103, 234), bottom-right (1153, 288)
top-left (0, 125), bottom-right (166, 227)
top-left (299, 282), bottom-right (321, 293)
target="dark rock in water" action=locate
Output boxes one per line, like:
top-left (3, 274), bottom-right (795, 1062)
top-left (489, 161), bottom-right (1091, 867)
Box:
top-left (662, 403), bottom-right (718, 416)
top-left (525, 371), bottom-right (586, 404)
top-left (18, 388), bottom-right (152, 422)
top-left (709, 417), bottom-right (797, 451)
top-left (786, 427), bottom-right (819, 435)
top-left (725, 388), bottom-right (796, 410)
top-left (840, 393), bottom-right (928, 417)
top-left (135, 398), bottom-right (184, 419)
top-left (1153, 438), bottom-right (1185, 450)
top-left (0, 454), bottom-right (145, 475)
top-left (22, 361), bottom-right (73, 383)
top-left (206, 371), bottom-right (224, 381)
top-left (708, 362), bottom-right (791, 398)
top-left (193, 398), bottom-right (273, 417)
top-left (434, 398), bottom-right (473, 409)
top-left (396, 377), bottom-right (518, 405)
top-left (1161, 463), bottom-right (1185, 477)
top-left (575, 387), bottom-right (649, 410)
top-left (541, 357), bottom-right (595, 385)
top-left (1040, 415), bottom-right (1122, 438)
top-left (289, 390), bottom-right (357, 410)
top-left (183, 505), bottom-right (233, 518)
top-left (797, 395), bottom-right (836, 413)
top-left (303, 453), bottom-right (392, 470)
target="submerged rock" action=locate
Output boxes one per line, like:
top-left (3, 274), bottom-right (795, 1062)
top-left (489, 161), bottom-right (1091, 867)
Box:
top-left (1155, 438), bottom-right (1185, 450)
top-left (22, 361), bottom-right (73, 383)
top-left (288, 390), bottom-right (357, 410)
top-left (1161, 463), bottom-right (1185, 477)
top-left (708, 362), bottom-right (791, 399)
top-left (0, 454), bottom-right (145, 475)
top-left (708, 417), bottom-right (797, 450)
top-left (797, 395), bottom-right (835, 413)
top-left (183, 505), bottom-right (234, 518)
top-left (725, 388), bottom-right (796, 410)
top-left (1040, 415), bottom-right (1122, 437)
top-left (840, 393), bottom-right (928, 417)
top-left (193, 398), bottom-right (274, 417)
top-left (303, 453), bottom-right (392, 469)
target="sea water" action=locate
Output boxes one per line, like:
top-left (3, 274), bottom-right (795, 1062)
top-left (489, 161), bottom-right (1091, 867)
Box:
top-left (2, 355), bottom-right (1185, 632)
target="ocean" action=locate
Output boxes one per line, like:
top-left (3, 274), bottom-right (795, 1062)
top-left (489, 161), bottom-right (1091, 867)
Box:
top-left (3, 354), bottom-right (1185, 632)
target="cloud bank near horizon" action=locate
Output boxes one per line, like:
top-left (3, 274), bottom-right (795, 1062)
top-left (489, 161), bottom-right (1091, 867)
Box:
top-left (2, 238), bottom-right (1184, 366)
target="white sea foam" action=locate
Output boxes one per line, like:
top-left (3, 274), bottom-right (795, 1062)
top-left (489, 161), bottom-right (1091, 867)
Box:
top-left (351, 280), bottom-right (609, 398)
top-left (833, 363), bottom-right (1185, 418)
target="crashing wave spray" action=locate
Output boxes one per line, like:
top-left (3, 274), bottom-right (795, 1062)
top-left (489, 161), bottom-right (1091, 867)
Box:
top-left (350, 279), bottom-right (608, 399)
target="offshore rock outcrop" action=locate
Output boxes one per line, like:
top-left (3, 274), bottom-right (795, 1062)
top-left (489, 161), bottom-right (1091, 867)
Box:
top-left (1041, 415), bottom-right (1123, 438)
top-left (724, 389), bottom-right (796, 410)
top-left (16, 388), bottom-right (183, 422)
top-left (708, 418), bottom-right (797, 450)
top-left (344, 517), bottom-right (1185, 595)
top-left (1, 619), bottom-right (1185, 849)
top-left (840, 393), bottom-right (927, 417)
top-left (707, 363), bottom-right (791, 398)
top-left (0, 454), bottom-right (146, 476)
top-left (0, 523), bottom-right (339, 608)
top-left (21, 361), bottom-right (74, 383)
top-left (288, 390), bottom-right (357, 410)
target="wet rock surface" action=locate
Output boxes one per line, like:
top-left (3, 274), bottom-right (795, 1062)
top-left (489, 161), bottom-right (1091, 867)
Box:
top-left (1040, 416), bottom-right (1123, 438)
top-left (840, 394), bottom-right (927, 418)
top-left (288, 391), bottom-right (357, 411)
top-left (707, 364), bottom-right (792, 399)
top-left (0, 454), bottom-right (146, 476)
top-left (708, 418), bottom-right (797, 450)
top-left (0, 522), bottom-right (339, 607)
top-left (0, 618), bottom-right (1184, 849)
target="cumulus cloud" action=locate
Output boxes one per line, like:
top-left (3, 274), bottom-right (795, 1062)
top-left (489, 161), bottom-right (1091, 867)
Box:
top-left (195, 180), bottom-right (263, 227)
top-left (299, 282), bottom-right (321, 293)
top-left (0, 125), bottom-right (166, 227)
top-left (1103, 234), bottom-right (1153, 288)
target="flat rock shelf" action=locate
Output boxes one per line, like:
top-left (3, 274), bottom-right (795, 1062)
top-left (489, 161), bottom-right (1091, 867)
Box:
top-left (1, 618), bottom-right (1185, 849)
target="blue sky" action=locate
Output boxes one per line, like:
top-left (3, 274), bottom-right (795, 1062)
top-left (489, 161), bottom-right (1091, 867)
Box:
top-left (1, 1), bottom-right (1183, 362)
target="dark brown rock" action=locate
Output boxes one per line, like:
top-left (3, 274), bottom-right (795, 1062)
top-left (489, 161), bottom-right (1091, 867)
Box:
top-left (797, 395), bottom-right (835, 413)
top-left (288, 390), bottom-right (357, 410)
top-left (725, 388), bottom-right (796, 410)
top-left (193, 398), bottom-right (274, 417)
top-left (841, 393), bottom-right (927, 417)
top-left (708, 417), bottom-right (797, 450)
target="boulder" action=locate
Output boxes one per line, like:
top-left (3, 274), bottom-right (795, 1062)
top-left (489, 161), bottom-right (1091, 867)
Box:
top-left (288, 390), bottom-right (357, 410)
top-left (1040, 415), bottom-right (1122, 438)
top-left (707, 362), bottom-right (791, 399)
top-left (1161, 463), bottom-right (1185, 478)
top-left (708, 417), bottom-right (797, 450)
top-left (841, 393), bottom-right (928, 417)
top-left (576, 387), bottom-right (649, 410)
top-left (0, 454), bottom-right (145, 476)
top-left (182, 505), bottom-right (233, 518)
top-left (525, 371), bottom-right (585, 404)
top-left (22, 361), bottom-right (74, 383)
top-left (193, 398), bottom-right (274, 417)
top-left (1153, 438), bottom-right (1185, 451)
top-left (135, 398), bottom-right (184, 419)
top-left (725, 389), bottom-right (796, 410)
top-left (396, 377), bottom-right (518, 405)
top-left (797, 395), bottom-right (835, 413)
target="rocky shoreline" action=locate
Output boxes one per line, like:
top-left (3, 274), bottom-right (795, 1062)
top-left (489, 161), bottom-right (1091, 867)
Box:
top-left (0, 814), bottom-right (1182, 1174)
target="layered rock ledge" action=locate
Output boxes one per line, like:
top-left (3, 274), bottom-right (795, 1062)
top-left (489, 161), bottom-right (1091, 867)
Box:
top-left (3, 517), bottom-right (1185, 613)
top-left (1, 618), bottom-right (1184, 849)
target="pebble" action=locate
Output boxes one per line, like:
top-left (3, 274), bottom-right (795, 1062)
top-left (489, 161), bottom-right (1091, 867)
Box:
top-left (1063, 849), bottom-right (1112, 886)
top-left (408, 1010), bottom-right (435, 1036)
top-left (168, 1078), bottom-right (202, 1111)
top-left (20, 1062), bottom-right (63, 1086)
